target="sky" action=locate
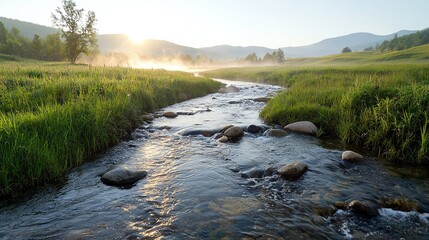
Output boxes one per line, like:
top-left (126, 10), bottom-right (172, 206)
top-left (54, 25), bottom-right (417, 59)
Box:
top-left (0, 0), bottom-right (428, 48)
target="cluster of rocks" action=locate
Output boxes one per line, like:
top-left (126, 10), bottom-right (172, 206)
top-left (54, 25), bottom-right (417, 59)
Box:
top-left (330, 196), bottom-right (422, 218)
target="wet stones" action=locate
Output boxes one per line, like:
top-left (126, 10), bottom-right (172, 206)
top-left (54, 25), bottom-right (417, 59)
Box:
top-left (163, 111), bottom-right (178, 118)
top-left (264, 129), bottom-right (288, 137)
top-left (252, 97), bottom-right (271, 103)
top-left (278, 162), bottom-right (308, 180)
top-left (223, 126), bottom-right (244, 141)
top-left (240, 167), bottom-right (276, 179)
top-left (347, 200), bottom-right (379, 218)
top-left (218, 85), bottom-right (240, 93)
top-left (284, 121), bottom-right (318, 135)
top-left (101, 167), bottom-right (147, 187)
top-left (247, 124), bottom-right (262, 134)
top-left (379, 197), bottom-right (421, 212)
top-left (342, 150), bottom-right (364, 163)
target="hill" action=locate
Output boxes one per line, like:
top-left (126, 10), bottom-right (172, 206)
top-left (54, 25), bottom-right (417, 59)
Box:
top-left (0, 17), bottom-right (58, 39)
top-left (282, 30), bottom-right (417, 58)
top-left (284, 44), bottom-right (429, 65)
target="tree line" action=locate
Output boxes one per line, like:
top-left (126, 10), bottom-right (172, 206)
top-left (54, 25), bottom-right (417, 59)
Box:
top-left (0, 22), bottom-right (65, 61)
top-left (242, 48), bottom-right (285, 64)
top-left (374, 28), bottom-right (429, 52)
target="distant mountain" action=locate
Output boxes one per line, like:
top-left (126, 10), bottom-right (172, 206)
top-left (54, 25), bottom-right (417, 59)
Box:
top-left (1, 16), bottom-right (422, 59)
top-left (0, 17), bottom-right (58, 39)
top-left (199, 45), bottom-right (275, 60)
top-left (98, 35), bottom-right (199, 58)
top-left (282, 30), bottom-right (417, 58)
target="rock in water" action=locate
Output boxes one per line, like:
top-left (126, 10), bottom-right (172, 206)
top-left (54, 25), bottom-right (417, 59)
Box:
top-left (142, 113), bottom-right (154, 123)
top-left (223, 126), bottom-right (244, 141)
top-left (163, 111), bottom-right (178, 118)
top-left (247, 124), bottom-right (262, 134)
top-left (347, 200), bottom-right (378, 218)
top-left (101, 167), bottom-right (147, 186)
top-left (278, 162), bottom-right (308, 180)
top-left (342, 150), bottom-right (364, 163)
top-left (264, 129), bottom-right (288, 137)
top-left (218, 85), bottom-right (240, 93)
top-left (284, 121), bottom-right (318, 135)
top-left (240, 168), bottom-right (264, 179)
top-left (253, 97), bottom-right (271, 103)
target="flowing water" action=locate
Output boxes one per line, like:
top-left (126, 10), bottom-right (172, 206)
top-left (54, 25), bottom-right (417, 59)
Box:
top-left (1, 79), bottom-right (429, 239)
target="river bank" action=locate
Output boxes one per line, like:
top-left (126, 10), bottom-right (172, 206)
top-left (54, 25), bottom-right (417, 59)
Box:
top-left (0, 64), bottom-right (221, 199)
top-left (203, 64), bottom-right (429, 165)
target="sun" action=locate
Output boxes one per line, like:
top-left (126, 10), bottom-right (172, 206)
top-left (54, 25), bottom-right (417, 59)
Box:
top-left (127, 32), bottom-right (146, 43)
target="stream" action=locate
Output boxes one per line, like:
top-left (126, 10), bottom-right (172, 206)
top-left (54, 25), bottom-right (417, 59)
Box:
top-left (1, 79), bottom-right (429, 239)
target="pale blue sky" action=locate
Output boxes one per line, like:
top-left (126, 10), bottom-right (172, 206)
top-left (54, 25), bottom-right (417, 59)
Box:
top-left (0, 0), bottom-right (428, 48)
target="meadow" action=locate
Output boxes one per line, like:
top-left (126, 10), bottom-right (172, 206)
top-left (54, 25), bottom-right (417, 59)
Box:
top-left (204, 46), bottom-right (429, 166)
top-left (0, 58), bottom-right (221, 198)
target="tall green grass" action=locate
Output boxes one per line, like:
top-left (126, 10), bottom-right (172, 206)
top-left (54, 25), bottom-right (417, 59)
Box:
top-left (204, 65), bottom-right (429, 165)
top-left (0, 64), bottom-right (221, 198)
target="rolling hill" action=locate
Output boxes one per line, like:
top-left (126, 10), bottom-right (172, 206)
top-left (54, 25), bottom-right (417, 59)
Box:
top-left (282, 30), bottom-right (417, 58)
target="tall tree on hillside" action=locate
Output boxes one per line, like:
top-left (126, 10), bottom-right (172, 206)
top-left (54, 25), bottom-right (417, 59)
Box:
top-left (52, 0), bottom-right (97, 64)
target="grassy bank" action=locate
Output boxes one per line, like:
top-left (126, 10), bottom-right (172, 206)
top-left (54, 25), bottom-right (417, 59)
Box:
top-left (204, 64), bottom-right (429, 165)
top-left (0, 61), bottom-right (221, 198)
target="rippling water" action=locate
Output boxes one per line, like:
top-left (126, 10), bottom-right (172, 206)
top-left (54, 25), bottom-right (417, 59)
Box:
top-left (1, 79), bottom-right (429, 239)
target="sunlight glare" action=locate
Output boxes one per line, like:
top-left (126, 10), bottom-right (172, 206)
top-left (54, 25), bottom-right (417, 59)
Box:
top-left (127, 32), bottom-right (146, 43)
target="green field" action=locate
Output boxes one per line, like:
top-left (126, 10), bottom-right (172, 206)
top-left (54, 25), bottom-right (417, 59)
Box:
top-left (0, 57), bottom-right (221, 198)
top-left (204, 45), bottom-right (429, 166)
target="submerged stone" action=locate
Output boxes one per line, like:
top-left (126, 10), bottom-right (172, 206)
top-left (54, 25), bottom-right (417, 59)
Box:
top-left (101, 167), bottom-right (147, 186)
top-left (264, 129), bottom-right (288, 137)
top-left (223, 126), bottom-right (244, 141)
top-left (278, 162), bottom-right (308, 180)
top-left (347, 200), bottom-right (378, 218)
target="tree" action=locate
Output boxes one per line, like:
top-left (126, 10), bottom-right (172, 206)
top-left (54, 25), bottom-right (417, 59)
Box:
top-left (342, 47), bottom-right (352, 53)
top-left (276, 48), bottom-right (285, 63)
top-left (52, 0), bottom-right (97, 64)
top-left (32, 34), bottom-right (42, 59)
top-left (262, 53), bottom-right (273, 63)
top-left (43, 33), bottom-right (65, 61)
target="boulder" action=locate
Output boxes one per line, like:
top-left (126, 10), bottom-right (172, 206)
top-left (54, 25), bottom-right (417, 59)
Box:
top-left (218, 85), bottom-right (240, 93)
top-left (342, 150), bottom-right (364, 163)
top-left (284, 121), bottom-right (318, 135)
top-left (247, 124), bottom-right (262, 134)
top-left (163, 111), bottom-right (178, 118)
top-left (241, 168), bottom-right (264, 179)
top-left (101, 167), bottom-right (147, 186)
top-left (278, 162), bottom-right (308, 180)
top-left (223, 126), bottom-right (244, 141)
top-left (228, 100), bottom-right (242, 104)
top-left (253, 97), bottom-right (271, 103)
top-left (347, 200), bottom-right (378, 218)
top-left (264, 129), bottom-right (288, 137)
